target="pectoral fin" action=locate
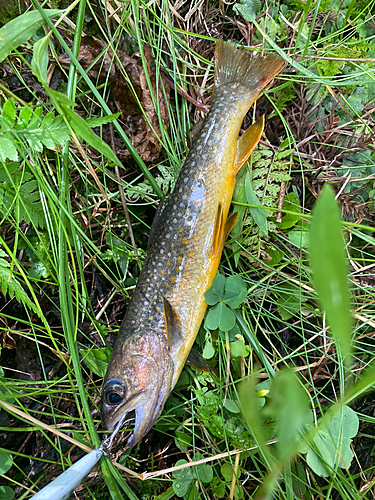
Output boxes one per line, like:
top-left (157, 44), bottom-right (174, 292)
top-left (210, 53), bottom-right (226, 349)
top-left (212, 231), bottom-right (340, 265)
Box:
top-left (163, 297), bottom-right (183, 350)
top-left (234, 116), bottom-right (265, 175)
top-left (186, 349), bottom-right (211, 373)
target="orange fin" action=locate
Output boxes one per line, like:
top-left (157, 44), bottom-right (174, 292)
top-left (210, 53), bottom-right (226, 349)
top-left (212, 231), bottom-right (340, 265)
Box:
top-left (223, 212), bottom-right (238, 243)
top-left (235, 116), bottom-right (265, 175)
top-left (163, 297), bottom-right (183, 350)
top-left (213, 207), bottom-right (238, 255)
top-left (186, 349), bottom-right (211, 373)
top-left (212, 203), bottom-right (224, 256)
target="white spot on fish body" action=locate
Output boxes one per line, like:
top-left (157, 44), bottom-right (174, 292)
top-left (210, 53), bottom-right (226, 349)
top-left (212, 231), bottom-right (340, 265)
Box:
top-left (203, 122), bottom-right (215, 146)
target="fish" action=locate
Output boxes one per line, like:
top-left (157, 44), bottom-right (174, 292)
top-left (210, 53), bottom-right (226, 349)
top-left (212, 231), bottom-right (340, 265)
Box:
top-left (101, 39), bottom-right (284, 448)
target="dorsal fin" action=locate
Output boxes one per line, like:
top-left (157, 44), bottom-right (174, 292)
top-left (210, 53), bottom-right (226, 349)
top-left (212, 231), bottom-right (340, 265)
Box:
top-left (234, 117), bottom-right (264, 175)
top-left (163, 297), bottom-right (183, 351)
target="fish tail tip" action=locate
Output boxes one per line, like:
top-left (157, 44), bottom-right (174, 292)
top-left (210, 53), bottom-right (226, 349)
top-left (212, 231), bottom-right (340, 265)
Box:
top-left (214, 39), bottom-right (285, 92)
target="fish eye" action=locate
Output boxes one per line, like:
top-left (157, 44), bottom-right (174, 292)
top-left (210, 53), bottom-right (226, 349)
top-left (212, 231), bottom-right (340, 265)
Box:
top-left (102, 379), bottom-right (126, 406)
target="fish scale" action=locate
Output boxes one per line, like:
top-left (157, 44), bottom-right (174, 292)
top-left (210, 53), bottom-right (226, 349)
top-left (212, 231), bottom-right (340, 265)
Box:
top-left (101, 40), bottom-right (285, 448)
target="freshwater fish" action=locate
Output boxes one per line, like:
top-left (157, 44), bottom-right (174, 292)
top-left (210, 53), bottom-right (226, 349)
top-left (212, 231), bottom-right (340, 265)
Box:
top-left (101, 40), bottom-right (284, 448)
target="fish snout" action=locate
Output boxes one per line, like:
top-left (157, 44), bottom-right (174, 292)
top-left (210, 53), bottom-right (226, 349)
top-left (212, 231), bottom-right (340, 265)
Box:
top-left (101, 332), bottom-right (174, 447)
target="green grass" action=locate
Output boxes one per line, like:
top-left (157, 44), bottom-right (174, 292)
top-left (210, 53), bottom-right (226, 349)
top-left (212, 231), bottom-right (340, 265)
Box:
top-left (0, 0), bottom-right (374, 498)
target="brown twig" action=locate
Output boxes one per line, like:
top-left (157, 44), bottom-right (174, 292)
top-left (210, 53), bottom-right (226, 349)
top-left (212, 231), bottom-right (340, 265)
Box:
top-left (276, 181), bottom-right (286, 223)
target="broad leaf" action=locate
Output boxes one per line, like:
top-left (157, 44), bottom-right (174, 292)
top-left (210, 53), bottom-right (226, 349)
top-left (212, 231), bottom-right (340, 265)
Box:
top-left (306, 405), bottom-right (359, 477)
top-left (223, 275), bottom-right (247, 309)
top-left (205, 302), bottom-right (235, 332)
top-left (83, 347), bottom-right (112, 377)
top-left (309, 185), bottom-right (352, 361)
top-left (0, 9), bottom-right (62, 62)
top-left (31, 34), bottom-right (50, 84)
top-left (205, 273), bottom-right (225, 305)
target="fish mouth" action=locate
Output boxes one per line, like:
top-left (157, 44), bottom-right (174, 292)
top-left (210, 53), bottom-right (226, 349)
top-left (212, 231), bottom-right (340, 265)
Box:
top-left (102, 390), bottom-right (163, 449)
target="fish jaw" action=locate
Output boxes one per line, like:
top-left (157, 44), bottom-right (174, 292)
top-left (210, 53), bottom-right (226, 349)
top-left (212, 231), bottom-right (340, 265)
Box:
top-left (101, 330), bottom-right (174, 448)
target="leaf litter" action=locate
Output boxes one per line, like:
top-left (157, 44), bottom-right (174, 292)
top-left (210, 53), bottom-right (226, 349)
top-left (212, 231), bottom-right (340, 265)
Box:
top-left (59, 36), bottom-right (170, 162)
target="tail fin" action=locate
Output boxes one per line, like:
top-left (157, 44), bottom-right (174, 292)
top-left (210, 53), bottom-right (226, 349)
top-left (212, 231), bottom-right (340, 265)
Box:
top-left (214, 39), bottom-right (284, 94)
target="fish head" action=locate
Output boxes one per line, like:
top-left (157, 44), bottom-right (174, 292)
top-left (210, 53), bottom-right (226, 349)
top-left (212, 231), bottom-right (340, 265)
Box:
top-left (101, 330), bottom-right (174, 448)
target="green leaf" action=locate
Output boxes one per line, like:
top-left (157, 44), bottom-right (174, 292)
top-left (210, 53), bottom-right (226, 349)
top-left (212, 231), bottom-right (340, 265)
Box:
top-left (223, 275), bottom-right (247, 309)
top-left (41, 113), bottom-right (70, 147)
top-left (18, 106), bottom-right (32, 128)
top-left (0, 138), bottom-right (18, 162)
top-left (0, 258), bottom-right (37, 313)
top-left (205, 274), bottom-right (225, 305)
top-left (192, 454), bottom-right (213, 483)
top-left (267, 368), bottom-right (310, 461)
top-left (221, 464), bottom-right (232, 482)
top-left (173, 460), bottom-right (194, 497)
top-left (0, 9), bottom-right (62, 62)
top-left (0, 451), bottom-right (12, 475)
top-left (245, 171), bottom-right (268, 237)
top-left (239, 375), bottom-right (270, 459)
top-left (288, 228), bottom-right (309, 248)
top-left (224, 398), bottom-right (241, 414)
top-left (175, 431), bottom-right (192, 449)
top-left (0, 379), bottom-right (16, 405)
top-left (275, 282), bottom-right (307, 320)
top-left (31, 34), bottom-right (50, 84)
top-left (58, 104), bottom-right (122, 167)
top-left (85, 113), bottom-right (121, 128)
top-left (202, 340), bottom-right (215, 360)
top-left (220, 324), bottom-right (240, 341)
top-left (276, 193), bottom-right (301, 229)
top-left (306, 406), bottom-right (359, 477)
top-left (2, 99), bottom-right (16, 126)
top-left (83, 347), bottom-right (112, 377)
top-left (0, 486), bottom-right (15, 500)
top-left (309, 185), bottom-right (352, 361)
top-left (210, 477), bottom-right (226, 498)
top-left (205, 302), bottom-right (235, 332)
top-left (234, 0), bottom-right (261, 22)
top-left (229, 334), bottom-right (249, 358)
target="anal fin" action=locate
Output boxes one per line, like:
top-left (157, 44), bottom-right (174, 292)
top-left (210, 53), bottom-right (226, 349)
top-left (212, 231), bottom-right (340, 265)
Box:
top-left (234, 116), bottom-right (265, 175)
top-left (163, 297), bottom-right (183, 351)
